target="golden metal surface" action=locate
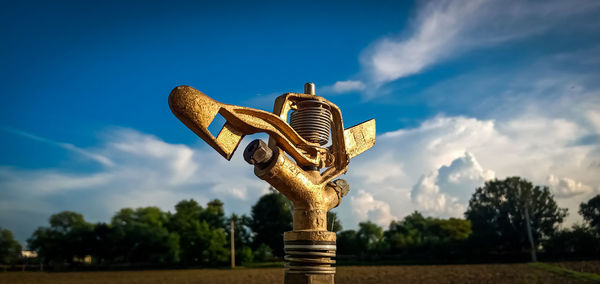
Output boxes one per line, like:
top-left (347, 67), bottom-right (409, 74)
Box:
top-left (284, 231), bottom-right (336, 242)
top-left (169, 83), bottom-right (375, 284)
top-left (169, 85), bottom-right (376, 186)
top-left (169, 83), bottom-right (375, 230)
top-left (254, 147), bottom-right (344, 231)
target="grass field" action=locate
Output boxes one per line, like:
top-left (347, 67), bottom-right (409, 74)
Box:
top-left (1, 262), bottom-right (599, 283)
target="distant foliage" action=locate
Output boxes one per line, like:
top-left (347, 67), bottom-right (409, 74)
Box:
top-left (0, 227), bottom-right (22, 264)
top-left (465, 177), bottom-right (567, 256)
top-left (543, 194), bottom-right (600, 258)
top-left (111, 207), bottom-right (180, 264)
top-left (27, 200), bottom-right (227, 267)
top-left (253, 243), bottom-right (274, 262)
top-left (337, 230), bottom-right (360, 255)
top-left (28, 211), bottom-right (95, 265)
top-left (20, 180), bottom-right (600, 268)
top-left (336, 213), bottom-right (471, 261)
top-left (543, 224), bottom-right (600, 258)
top-left (169, 199), bottom-right (228, 265)
top-left (238, 246), bottom-right (254, 264)
top-left (357, 221), bottom-right (387, 254)
top-left (385, 212), bottom-right (471, 252)
top-left (249, 191), bottom-right (292, 257)
top-left (580, 194), bottom-right (600, 234)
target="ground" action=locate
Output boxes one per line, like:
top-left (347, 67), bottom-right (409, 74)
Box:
top-left (1, 262), bottom-right (599, 283)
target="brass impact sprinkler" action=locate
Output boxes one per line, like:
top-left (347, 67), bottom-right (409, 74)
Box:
top-left (169, 82), bottom-right (375, 283)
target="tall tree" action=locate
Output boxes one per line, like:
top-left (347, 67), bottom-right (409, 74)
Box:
top-left (337, 230), bottom-right (360, 255)
top-left (385, 211), bottom-right (471, 253)
top-left (111, 207), bottom-right (180, 264)
top-left (28, 211), bottom-right (94, 265)
top-left (386, 212), bottom-right (428, 251)
top-left (249, 191), bottom-right (293, 257)
top-left (169, 199), bottom-right (228, 265)
top-left (357, 221), bottom-right (386, 254)
top-left (465, 177), bottom-right (567, 255)
top-left (0, 227), bottom-right (22, 264)
top-left (543, 224), bottom-right (600, 258)
top-left (203, 199), bottom-right (227, 230)
top-left (579, 194), bottom-right (600, 234)
top-left (90, 223), bottom-right (114, 264)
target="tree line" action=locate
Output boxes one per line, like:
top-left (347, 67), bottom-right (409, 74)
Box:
top-left (1, 177), bottom-right (599, 268)
top-left (336, 177), bottom-right (600, 263)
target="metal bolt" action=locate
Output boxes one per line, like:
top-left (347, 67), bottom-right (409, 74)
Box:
top-left (304, 82), bottom-right (315, 95)
top-left (243, 139), bottom-right (274, 166)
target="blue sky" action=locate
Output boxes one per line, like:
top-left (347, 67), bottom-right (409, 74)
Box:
top-left (1, 0), bottom-right (600, 244)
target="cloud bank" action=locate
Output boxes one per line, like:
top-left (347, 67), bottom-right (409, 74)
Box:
top-left (328, 0), bottom-right (600, 94)
top-left (338, 100), bottom-right (599, 228)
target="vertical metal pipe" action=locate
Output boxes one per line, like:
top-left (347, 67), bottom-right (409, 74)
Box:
top-left (283, 82), bottom-right (336, 284)
top-left (304, 82), bottom-right (315, 95)
top-left (524, 205), bottom-right (537, 262)
top-left (231, 218), bottom-right (235, 268)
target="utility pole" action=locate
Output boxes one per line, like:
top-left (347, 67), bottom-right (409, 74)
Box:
top-left (231, 218), bottom-right (235, 268)
top-left (523, 204), bottom-right (537, 262)
top-left (518, 183), bottom-right (537, 262)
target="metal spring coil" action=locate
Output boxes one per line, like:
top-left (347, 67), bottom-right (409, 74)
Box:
top-left (289, 100), bottom-right (332, 145)
top-left (284, 240), bottom-right (336, 274)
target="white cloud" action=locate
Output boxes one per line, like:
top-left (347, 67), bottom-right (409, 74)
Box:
top-left (547, 175), bottom-right (593, 198)
top-left (354, 0), bottom-right (600, 89)
top-left (361, 0), bottom-right (483, 84)
top-left (344, 98), bottom-right (600, 228)
top-left (106, 129), bottom-right (198, 185)
top-left (0, 127), bottom-right (114, 167)
top-left (411, 152), bottom-right (495, 217)
top-left (350, 190), bottom-right (395, 227)
top-left (411, 172), bottom-right (465, 218)
top-left (321, 80), bottom-right (366, 94)
top-left (0, 169), bottom-right (113, 195)
top-left (586, 111), bottom-right (600, 133)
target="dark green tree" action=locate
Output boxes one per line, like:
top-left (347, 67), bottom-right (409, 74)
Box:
top-left (337, 230), bottom-right (360, 255)
top-left (27, 211), bottom-right (94, 265)
top-left (0, 227), bottom-right (22, 264)
top-left (169, 199), bottom-right (228, 265)
top-left (203, 199), bottom-right (227, 230)
top-left (428, 217), bottom-right (471, 243)
top-left (385, 212), bottom-right (428, 251)
top-left (357, 221), bottom-right (386, 254)
top-left (543, 224), bottom-right (600, 258)
top-left (249, 190), bottom-right (293, 257)
top-left (384, 212), bottom-right (471, 260)
top-left (253, 243), bottom-right (273, 262)
top-left (90, 223), bottom-right (114, 264)
top-left (327, 211), bottom-right (343, 233)
top-left (465, 177), bottom-right (567, 255)
top-left (111, 207), bottom-right (180, 264)
top-left (579, 194), bottom-right (600, 234)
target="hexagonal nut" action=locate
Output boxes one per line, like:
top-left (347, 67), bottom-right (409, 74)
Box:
top-left (333, 179), bottom-right (350, 197)
top-left (243, 139), bottom-right (273, 165)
